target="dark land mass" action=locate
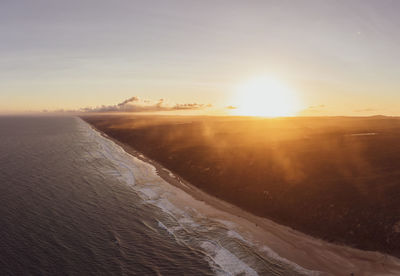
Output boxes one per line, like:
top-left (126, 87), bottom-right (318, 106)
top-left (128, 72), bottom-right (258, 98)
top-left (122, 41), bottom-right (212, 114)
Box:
top-left (81, 114), bottom-right (400, 257)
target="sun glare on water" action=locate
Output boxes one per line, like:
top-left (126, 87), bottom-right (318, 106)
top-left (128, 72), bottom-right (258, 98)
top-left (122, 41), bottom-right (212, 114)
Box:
top-left (231, 77), bottom-right (302, 117)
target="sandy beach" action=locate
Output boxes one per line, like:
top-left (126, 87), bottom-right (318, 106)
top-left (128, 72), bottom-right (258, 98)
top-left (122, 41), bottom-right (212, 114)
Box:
top-left (85, 119), bottom-right (400, 276)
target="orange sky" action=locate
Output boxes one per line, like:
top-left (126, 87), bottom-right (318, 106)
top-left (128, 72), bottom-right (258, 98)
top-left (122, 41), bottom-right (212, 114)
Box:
top-left (1, 1), bottom-right (399, 116)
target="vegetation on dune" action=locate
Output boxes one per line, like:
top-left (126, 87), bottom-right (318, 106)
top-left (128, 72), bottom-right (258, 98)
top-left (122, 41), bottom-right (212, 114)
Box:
top-left (82, 115), bottom-right (400, 257)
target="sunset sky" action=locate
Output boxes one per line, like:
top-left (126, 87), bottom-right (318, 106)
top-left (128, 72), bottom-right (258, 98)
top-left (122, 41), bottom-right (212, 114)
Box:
top-left (1, 0), bottom-right (399, 116)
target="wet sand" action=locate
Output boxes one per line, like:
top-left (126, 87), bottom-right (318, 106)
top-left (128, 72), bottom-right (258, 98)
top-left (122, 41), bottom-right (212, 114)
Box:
top-left (86, 119), bottom-right (400, 276)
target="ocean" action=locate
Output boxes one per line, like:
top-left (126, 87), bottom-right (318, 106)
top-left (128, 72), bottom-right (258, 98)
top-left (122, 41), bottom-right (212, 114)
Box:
top-left (0, 116), bottom-right (311, 275)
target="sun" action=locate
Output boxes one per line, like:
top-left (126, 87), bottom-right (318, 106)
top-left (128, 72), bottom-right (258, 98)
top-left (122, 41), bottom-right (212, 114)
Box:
top-left (230, 76), bottom-right (301, 117)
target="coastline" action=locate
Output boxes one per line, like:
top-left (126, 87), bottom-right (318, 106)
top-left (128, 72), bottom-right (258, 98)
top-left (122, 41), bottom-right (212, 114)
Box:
top-left (82, 118), bottom-right (400, 276)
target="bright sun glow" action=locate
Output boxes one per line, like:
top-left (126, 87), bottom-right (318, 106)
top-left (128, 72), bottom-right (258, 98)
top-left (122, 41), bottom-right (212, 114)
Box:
top-left (231, 76), bottom-right (302, 117)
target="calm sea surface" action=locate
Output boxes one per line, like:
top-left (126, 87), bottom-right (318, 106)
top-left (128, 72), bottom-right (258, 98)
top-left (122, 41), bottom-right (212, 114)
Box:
top-left (0, 116), bottom-right (310, 275)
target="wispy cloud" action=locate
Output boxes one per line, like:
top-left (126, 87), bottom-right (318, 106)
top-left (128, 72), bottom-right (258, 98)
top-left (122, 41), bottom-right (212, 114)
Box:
top-left (354, 108), bottom-right (377, 113)
top-left (117, 96), bottom-right (140, 106)
top-left (226, 105), bottom-right (238, 110)
top-left (73, 96), bottom-right (212, 113)
top-left (299, 104), bottom-right (326, 115)
top-left (308, 105), bottom-right (326, 109)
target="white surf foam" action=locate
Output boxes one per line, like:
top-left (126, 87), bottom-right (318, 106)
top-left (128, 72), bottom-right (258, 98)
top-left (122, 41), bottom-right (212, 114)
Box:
top-left (157, 220), bottom-right (175, 237)
top-left (201, 241), bottom-right (259, 276)
top-left (260, 245), bottom-right (320, 276)
top-left (227, 230), bottom-right (253, 245)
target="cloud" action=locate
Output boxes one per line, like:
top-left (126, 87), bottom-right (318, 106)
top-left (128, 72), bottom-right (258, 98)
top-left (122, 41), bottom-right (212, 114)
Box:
top-left (299, 104), bottom-right (326, 114)
top-left (354, 108), bottom-right (377, 113)
top-left (79, 96), bottom-right (212, 113)
top-left (118, 96), bottom-right (139, 106)
top-left (226, 105), bottom-right (238, 110)
top-left (308, 104), bottom-right (326, 109)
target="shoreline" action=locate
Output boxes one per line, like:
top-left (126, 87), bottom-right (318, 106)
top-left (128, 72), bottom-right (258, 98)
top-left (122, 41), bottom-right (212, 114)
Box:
top-left (83, 118), bottom-right (400, 275)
